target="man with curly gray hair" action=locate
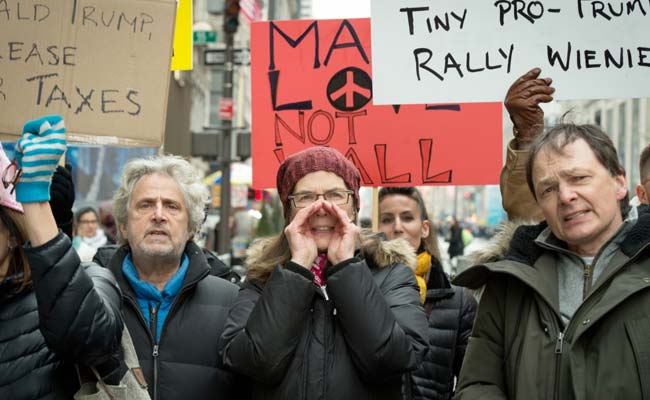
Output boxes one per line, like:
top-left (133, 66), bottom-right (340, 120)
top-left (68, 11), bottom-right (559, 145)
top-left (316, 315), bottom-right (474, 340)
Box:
top-left (93, 155), bottom-right (243, 400)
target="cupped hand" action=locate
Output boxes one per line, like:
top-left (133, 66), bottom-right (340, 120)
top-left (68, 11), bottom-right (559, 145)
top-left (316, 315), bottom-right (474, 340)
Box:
top-left (505, 67), bottom-right (555, 148)
top-left (323, 202), bottom-right (360, 266)
top-left (285, 201), bottom-right (321, 268)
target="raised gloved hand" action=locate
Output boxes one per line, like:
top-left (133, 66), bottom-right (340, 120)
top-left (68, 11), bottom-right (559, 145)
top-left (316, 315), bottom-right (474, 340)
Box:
top-left (14, 115), bottom-right (67, 203)
top-left (504, 68), bottom-right (555, 149)
top-left (50, 164), bottom-right (75, 238)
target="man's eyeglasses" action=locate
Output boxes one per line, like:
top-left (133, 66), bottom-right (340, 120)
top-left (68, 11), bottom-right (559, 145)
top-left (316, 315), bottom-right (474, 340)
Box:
top-left (288, 190), bottom-right (353, 208)
top-left (2, 158), bottom-right (22, 194)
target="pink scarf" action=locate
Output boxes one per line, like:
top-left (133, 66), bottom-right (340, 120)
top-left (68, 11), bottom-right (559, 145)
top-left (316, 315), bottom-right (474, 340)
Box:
top-left (310, 253), bottom-right (328, 286)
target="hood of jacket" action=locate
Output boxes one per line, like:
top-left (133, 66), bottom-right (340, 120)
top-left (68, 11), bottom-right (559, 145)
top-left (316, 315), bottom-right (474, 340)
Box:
top-left (245, 230), bottom-right (417, 285)
top-left (454, 205), bottom-right (650, 290)
top-left (453, 218), bottom-right (545, 290)
top-left (466, 219), bottom-right (541, 264)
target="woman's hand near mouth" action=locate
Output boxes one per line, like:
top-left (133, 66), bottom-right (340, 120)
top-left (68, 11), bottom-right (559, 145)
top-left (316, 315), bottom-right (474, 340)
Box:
top-left (286, 201), bottom-right (321, 268)
top-left (324, 202), bottom-right (359, 266)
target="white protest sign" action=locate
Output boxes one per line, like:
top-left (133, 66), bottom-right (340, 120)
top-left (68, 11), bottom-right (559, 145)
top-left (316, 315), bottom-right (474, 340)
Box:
top-left (370, 0), bottom-right (650, 104)
top-left (0, 0), bottom-right (177, 146)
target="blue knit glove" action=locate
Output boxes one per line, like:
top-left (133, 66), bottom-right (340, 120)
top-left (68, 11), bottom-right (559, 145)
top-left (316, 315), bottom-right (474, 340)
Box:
top-left (14, 115), bottom-right (67, 203)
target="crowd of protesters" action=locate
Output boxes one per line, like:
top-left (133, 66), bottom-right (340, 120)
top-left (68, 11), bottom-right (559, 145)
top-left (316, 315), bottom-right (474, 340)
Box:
top-left (2, 66), bottom-right (649, 400)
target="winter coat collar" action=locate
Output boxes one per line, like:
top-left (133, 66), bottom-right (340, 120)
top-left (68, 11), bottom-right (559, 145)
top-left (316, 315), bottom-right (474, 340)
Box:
top-left (0, 272), bottom-right (31, 304)
top-left (245, 230), bottom-right (417, 285)
top-left (101, 241), bottom-right (210, 300)
top-left (454, 205), bottom-right (650, 290)
top-left (425, 266), bottom-right (455, 301)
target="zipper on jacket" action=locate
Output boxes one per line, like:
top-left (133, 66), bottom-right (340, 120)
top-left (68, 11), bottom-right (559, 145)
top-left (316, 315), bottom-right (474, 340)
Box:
top-left (320, 285), bottom-right (329, 301)
top-left (554, 331), bottom-right (564, 354)
top-left (152, 344), bottom-right (159, 400)
top-left (583, 264), bottom-right (593, 300)
top-left (323, 301), bottom-right (332, 400)
top-left (570, 240), bottom-right (650, 332)
top-left (536, 236), bottom-right (612, 304)
top-left (150, 303), bottom-right (160, 400)
top-left (317, 283), bottom-right (332, 399)
top-left (122, 262), bottom-right (210, 400)
top-left (553, 330), bottom-right (564, 400)
top-left (146, 271), bottom-right (206, 399)
top-left (150, 303), bottom-right (159, 342)
top-left (141, 270), bottom-right (207, 400)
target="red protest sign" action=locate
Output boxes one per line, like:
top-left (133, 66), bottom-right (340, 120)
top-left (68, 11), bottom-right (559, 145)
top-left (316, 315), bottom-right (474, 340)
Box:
top-left (251, 18), bottom-right (502, 189)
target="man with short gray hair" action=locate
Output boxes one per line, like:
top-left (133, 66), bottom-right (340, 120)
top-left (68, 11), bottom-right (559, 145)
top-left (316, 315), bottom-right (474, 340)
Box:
top-left (454, 122), bottom-right (650, 399)
top-left (94, 155), bottom-right (242, 400)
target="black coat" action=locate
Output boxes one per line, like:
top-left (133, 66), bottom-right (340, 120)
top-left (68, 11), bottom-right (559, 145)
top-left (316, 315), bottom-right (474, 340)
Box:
top-left (407, 263), bottom-right (476, 400)
top-left (0, 233), bottom-right (123, 400)
top-left (220, 236), bottom-right (431, 400)
top-left (448, 225), bottom-right (464, 259)
top-left (96, 241), bottom-right (242, 400)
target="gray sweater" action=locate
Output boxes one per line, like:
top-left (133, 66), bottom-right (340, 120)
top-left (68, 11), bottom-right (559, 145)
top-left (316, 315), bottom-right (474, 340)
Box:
top-left (535, 206), bottom-right (638, 325)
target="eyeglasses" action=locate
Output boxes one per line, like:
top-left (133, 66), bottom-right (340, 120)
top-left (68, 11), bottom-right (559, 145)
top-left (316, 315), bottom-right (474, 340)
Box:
top-left (288, 190), bottom-right (353, 208)
top-left (2, 158), bottom-right (22, 195)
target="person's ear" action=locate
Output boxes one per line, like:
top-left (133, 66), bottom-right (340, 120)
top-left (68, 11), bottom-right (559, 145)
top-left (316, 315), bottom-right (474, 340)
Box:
top-left (614, 174), bottom-right (627, 201)
top-left (421, 219), bottom-right (431, 239)
top-left (637, 183), bottom-right (648, 204)
top-left (119, 223), bottom-right (127, 241)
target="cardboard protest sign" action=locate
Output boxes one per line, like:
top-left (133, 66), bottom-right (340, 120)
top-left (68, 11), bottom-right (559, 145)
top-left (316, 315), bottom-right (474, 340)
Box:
top-left (0, 0), bottom-right (177, 146)
top-left (251, 18), bottom-right (502, 189)
top-left (171, 0), bottom-right (192, 71)
top-left (370, 0), bottom-right (650, 104)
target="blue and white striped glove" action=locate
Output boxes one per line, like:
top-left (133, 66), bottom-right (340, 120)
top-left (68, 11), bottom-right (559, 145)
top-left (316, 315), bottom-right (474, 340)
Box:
top-left (14, 115), bottom-right (67, 203)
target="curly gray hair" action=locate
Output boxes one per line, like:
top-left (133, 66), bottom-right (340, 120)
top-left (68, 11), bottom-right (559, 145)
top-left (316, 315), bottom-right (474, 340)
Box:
top-left (113, 155), bottom-right (209, 244)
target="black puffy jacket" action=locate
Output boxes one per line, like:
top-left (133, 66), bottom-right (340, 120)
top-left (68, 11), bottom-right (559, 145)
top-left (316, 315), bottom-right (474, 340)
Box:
top-left (407, 263), bottom-right (476, 400)
top-left (220, 235), bottom-right (430, 400)
top-left (0, 233), bottom-right (123, 400)
top-left (95, 241), bottom-right (243, 400)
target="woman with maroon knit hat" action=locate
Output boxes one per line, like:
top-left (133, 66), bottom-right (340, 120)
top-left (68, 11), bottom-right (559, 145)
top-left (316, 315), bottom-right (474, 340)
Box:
top-left (220, 146), bottom-right (430, 400)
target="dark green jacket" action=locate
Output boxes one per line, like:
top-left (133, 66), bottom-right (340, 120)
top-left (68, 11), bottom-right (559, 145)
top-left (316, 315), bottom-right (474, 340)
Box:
top-left (453, 209), bottom-right (650, 400)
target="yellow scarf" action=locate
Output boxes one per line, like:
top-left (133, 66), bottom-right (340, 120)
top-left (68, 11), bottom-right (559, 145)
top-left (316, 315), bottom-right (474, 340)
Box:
top-left (415, 251), bottom-right (431, 304)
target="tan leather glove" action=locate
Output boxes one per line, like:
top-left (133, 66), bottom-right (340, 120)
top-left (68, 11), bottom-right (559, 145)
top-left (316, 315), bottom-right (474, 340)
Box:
top-left (505, 68), bottom-right (555, 149)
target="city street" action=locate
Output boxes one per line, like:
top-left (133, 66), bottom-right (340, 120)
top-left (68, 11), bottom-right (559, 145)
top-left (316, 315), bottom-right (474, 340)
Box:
top-left (437, 236), bottom-right (491, 277)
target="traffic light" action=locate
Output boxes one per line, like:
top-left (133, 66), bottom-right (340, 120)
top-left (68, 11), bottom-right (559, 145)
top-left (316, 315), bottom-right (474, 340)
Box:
top-left (223, 0), bottom-right (240, 34)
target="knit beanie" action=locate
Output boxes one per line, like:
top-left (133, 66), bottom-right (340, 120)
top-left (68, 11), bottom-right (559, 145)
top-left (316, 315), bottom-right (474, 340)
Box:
top-left (277, 147), bottom-right (361, 218)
